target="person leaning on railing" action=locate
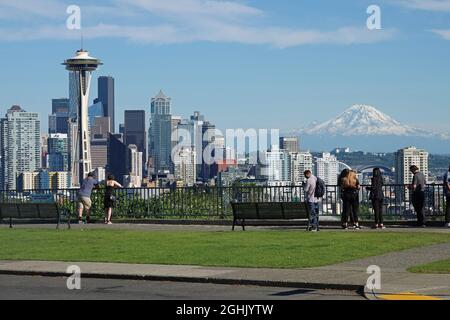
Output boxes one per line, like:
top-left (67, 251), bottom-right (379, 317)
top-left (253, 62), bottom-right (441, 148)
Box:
top-left (341, 170), bottom-right (361, 230)
top-left (104, 174), bottom-right (123, 225)
top-left (444, 166), bottom-right (450, 228)
top-left (366, 168), bottom-right (385, 230)
top-left (77, 172), bottom-right (99, 224)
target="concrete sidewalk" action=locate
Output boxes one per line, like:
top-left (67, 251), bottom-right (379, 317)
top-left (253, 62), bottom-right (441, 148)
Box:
top-left (317, 243), bottom-right (450, 300)
top-left (0, 244), bottom-right (448, 300)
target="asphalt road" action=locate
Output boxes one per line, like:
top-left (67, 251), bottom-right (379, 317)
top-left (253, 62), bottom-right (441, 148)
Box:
top-left (0, 275), bottom-right (364, 300)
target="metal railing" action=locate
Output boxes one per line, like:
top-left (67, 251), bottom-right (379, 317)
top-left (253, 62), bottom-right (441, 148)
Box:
top-left (0, 184), bottom-right (446, 220)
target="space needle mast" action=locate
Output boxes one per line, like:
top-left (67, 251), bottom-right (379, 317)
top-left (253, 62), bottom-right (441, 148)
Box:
top-left (63, 48), bottom-right (102, 186)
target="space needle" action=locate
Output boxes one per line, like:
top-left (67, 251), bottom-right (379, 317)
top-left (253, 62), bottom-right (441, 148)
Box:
top-left (63, 49), bottom-right (102, 187)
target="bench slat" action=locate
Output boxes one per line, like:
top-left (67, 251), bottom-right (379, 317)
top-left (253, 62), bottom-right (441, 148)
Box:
top-left (256, 203), bottom-right (284, 219)
top-left (232, 203), bottom-right (258, 219)
top-left (0, 204), bottom-right (20, 218)
top-left (38, 204), bottom-right (59, 219)
top-left (282, 202), bottom-right (309, 219)
top-left (18, 204), bottom-right (40, 218)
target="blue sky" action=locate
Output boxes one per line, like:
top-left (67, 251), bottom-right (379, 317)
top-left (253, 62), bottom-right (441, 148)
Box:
top-left (0, 0), bottom-right (450, 133)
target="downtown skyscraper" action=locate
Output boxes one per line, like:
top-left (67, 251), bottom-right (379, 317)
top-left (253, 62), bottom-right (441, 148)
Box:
top-left (47, 133), bottom-right (69, 172)
top-left (124, 110), bottom-right (147, 175)
top-left (49, 98), bottom-right (69, 134)
top-left (149, 90), bottom-right (172, 174)
top-left (0, 106), bottom-right (41, 190)
top-left (395, 146), bottom-right (429, 185)
top-left (98, 76), bottom-right (115, 132)
top-left (315, 153), bottom-right (339, 185)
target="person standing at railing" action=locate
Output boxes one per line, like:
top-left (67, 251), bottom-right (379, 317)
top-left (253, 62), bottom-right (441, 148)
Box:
top-left (444, 166), bottom-right (450, 228)
top-left (367, 168), bottom-right (385, 229)
top-left (339, 169), bottom-right (350, 229)
top-left (304, 170), bottom-right (319, 232)
top-left (341, 170), bottom-right (361, 230)
top-left (77, 172), bottom-right (99, 224)
top-left (409, 165), bottom-right (427, 228)
top-left (104, 174), bottom-right (123, 225)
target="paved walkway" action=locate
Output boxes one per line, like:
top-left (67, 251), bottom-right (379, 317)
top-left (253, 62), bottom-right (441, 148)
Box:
top-left (316, 243), bottom-right (450, 300)
top-left (0, 243), bottom-right (448, 300)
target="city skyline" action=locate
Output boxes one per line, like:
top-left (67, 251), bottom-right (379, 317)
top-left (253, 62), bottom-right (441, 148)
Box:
top-left (0, 0), bottom-right (449, 133)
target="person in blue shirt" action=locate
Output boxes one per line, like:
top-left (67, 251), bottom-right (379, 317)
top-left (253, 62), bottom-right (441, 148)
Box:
top-left (444, 166), bottom-right (450, 228)
top-left (77, 172), bottom-right (99, 224)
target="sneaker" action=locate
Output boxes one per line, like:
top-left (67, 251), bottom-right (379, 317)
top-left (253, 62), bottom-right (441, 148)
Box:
top-left (379, 225), bottom-right (386, 230)
top-left (78, 219), bottom-right (84, 225)
top-left (354, 225), bottom-right (361, 230)
top-left (446, 223), bottom-right (450, 228)
top-left (371, 225), bottom-right (378, 230)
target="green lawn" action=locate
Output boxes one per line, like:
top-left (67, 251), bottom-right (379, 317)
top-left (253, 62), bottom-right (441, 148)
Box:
top-left (0, 229), bottom-right (449, 269)
top-left (409, 259), bottom-right (450, 274)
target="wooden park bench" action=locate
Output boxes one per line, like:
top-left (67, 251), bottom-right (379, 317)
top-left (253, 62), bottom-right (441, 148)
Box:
top-left (0, 202), bottom-right (61, 229)
top-left (231, 202), bottom-right (310, 231)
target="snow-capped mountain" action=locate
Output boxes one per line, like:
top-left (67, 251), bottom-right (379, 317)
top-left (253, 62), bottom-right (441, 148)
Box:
top-left (300, 104), bottom-right (431, 137)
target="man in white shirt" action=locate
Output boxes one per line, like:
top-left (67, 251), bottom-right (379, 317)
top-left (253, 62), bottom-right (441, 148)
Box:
top-left (304, 170), bottom-right (319, 232)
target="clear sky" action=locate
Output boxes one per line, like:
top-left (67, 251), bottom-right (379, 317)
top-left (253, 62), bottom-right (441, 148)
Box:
top-left (0, 0), bottom-right (449, 133)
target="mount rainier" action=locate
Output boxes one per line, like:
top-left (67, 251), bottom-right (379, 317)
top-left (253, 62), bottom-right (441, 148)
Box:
top-left (300, 104), bottom-right (431, 137)
top-left (287, 105), bottom-right (449, 153)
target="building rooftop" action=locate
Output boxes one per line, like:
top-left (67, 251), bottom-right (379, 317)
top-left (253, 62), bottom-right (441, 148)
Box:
top-left (154, 90), bottom-right (168, 100)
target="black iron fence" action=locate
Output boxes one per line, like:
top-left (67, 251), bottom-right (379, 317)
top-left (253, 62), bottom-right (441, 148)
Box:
top-left (0, 184), bottom-right (446, 221)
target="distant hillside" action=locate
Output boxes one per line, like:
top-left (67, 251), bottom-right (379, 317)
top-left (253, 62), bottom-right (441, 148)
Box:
top-left (311, 151), bottom-right (450, 179)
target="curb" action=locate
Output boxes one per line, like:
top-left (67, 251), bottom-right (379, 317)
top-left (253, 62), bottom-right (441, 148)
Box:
top-left (0, 269), bottom-right (364, 293)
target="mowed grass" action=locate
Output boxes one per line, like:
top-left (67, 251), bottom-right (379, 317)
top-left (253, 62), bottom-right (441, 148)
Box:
top-left (0, 229), bottom-right (449, 269)
top-left (409, 259), bottom-right (450, 274)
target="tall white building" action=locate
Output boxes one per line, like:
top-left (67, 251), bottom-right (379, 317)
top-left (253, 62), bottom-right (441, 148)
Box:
top-left (51, 171), bottom-right (70, 189)
top-left (18, 171), bottom-right (70, 190)
top-left (315, 153), bottom-right (338, 185)
top-left (263, 147), bottom-right (291, 184)
top-left (290, 152), bottom-right (313, 184)
top-left (174, 147), bottom-right (197, 186)
top-left (126, 144), bottom-right (143, 187)
top-left (0, 106), bottom-right (41, 190)
top-left (395, 146), bottom-right (429, 185)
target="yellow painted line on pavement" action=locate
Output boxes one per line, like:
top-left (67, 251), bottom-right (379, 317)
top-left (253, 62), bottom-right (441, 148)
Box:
top-left (379, 292), bottom-right (442, 300)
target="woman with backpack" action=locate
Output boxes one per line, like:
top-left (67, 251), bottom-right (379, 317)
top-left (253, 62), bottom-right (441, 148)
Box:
top-left (367, 168), bottom-right (385, 229)
top-left (104, 174), bottom-right (123, 225)
top-left (341, 170), bottom-right (361, 229)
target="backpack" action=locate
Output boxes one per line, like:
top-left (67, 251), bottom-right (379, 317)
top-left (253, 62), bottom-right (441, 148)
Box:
top-left (314, 177), bottom-right (326, 198)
